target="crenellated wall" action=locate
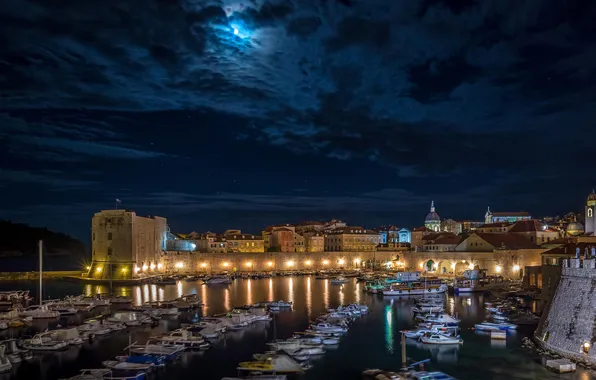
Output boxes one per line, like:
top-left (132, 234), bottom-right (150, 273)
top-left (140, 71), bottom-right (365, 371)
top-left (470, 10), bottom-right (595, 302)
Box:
top-left (535, 259), bottom-right (596, 364)
top-left (154, 251), bottom-right (399, 274)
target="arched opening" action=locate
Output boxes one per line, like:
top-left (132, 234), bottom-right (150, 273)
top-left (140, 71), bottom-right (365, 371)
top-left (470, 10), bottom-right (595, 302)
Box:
top-left (425, 259), bottom-right (435, 272)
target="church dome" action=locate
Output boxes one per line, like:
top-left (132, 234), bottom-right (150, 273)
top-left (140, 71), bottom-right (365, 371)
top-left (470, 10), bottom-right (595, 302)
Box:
top-left (425, 211), bottom-right (440, 222)
top-left (567, 221), bottom-right (584, 236)
top-left (588, 191), bottom-right (596, 202)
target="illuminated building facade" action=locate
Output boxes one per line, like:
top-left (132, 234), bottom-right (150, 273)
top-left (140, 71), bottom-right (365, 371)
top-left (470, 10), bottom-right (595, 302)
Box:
top-left (324, 227), bottom-right (380, 251)
top-left (424, 201), bottom-right (441, 232)
top-left (90, 209), bottom-right (168, 279)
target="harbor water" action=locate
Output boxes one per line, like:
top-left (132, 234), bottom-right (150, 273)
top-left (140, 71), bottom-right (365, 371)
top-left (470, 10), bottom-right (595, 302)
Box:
top-left (0, 277), bottom-right (592, 379)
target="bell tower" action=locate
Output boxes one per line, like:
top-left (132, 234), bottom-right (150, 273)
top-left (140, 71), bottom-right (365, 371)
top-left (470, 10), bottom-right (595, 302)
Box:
top-left (485, 206), bottom-right (492, 224)
top-left (586, 190), bottom-right (596, 235)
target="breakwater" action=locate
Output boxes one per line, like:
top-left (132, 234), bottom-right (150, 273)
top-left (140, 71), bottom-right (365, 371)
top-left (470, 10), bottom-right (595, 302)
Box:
top-left (0, 270), bottom-right (83, 281)
top-left (535, 259), bottom-right (596, 365)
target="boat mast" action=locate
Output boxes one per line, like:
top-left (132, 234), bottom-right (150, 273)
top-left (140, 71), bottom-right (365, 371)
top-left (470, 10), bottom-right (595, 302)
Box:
top-left (38, 240), bottom-right (43, 306)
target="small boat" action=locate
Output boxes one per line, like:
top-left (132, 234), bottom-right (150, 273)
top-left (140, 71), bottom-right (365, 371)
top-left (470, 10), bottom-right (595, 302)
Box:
top-left (204, 275), bottom-right (233, 285)
top-left (61, 369), bottom-right (146, 380)
top-left (115, 355), bottom-right (166, 368)
top-left (127, 342), bottom-right (185, 359)
top-left (310, 323), bottom-right (347, 334)
top-left (102, 360), bottom-right (154, 371)
top-left (109, 312), bottom-right (151, 326)
top-left (416, 313), bottom-right (460, 326)
top-left (330, 277), bottom-right (348, 284)
top-left (152, 329), bottom-right (208, 348)
top-left (20, 332), bottom-right (70, 351)
top-left (474, 322), bottom-right (517, 331)
top-left (49, 328), bottom-right (85, 345)
top-left (419, 334), bottom-right (463, 345)
top-left (19, 305), bottom-right (60, 319)
top-left (0, 339), bottom-right (32, 363)
top-left (0, 346), bottom-right (13, 373)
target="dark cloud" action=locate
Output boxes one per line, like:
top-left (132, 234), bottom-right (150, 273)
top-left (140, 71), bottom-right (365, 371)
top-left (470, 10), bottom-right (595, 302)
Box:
top-left (1, 0), bottom-right (596, 237)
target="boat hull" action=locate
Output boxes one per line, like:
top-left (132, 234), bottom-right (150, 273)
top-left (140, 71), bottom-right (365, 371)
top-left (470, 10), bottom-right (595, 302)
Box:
top-left (383, 285), bottom-right (447, 296)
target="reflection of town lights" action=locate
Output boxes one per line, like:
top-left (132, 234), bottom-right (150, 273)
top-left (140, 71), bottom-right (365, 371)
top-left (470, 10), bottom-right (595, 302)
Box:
top-left (201, 262), bottom-right (207, 268)
top-left (157, 263), bottom-right (163, 270)
top-left (322, 260), bottom-right (329, 265)
top-left (175, 262), bottom-right (184, 269)
top-left (121, 267), bottom-right (127, 273)
top-left (338, 259), bottom-right (345, 265)
top-left (267, 261), bottom-right (273, 267)
top-left (513, 264), bottom-right (520, 271)
top-left (149, 263), bottom-right (156, 270)
top-left (96, 267), bottom-right (102, 273)
top-left (286, 261), bottom-right (294, 267)
top-left (245, 261), bottom-right (252, 267)
top-left (496, 265), bottom-right (502, 273)
top-left (223, 262), bottom-right (230, 267)
top-left (305, 260), bottom-right (312, 266)
top-left (142, 264), bottom-right (148, 271)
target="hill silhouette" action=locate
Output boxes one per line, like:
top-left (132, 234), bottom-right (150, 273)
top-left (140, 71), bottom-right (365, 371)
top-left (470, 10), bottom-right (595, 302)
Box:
top-left (0, 220), bottom-right (87, 261)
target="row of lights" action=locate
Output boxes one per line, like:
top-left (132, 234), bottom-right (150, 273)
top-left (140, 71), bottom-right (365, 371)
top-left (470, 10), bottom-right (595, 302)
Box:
top-left (416, 261), bottom-right (521, 273)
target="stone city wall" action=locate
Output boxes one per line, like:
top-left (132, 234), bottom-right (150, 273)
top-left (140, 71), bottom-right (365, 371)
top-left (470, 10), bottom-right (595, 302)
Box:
top-left (535, 259), bottom-right (596, 365)
top-left (159, 251), bottom-right (399, 273)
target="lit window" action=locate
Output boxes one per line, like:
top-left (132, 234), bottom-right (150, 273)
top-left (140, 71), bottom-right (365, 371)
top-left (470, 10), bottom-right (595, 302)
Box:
top-left (589, 208), bottom-right (593, 218)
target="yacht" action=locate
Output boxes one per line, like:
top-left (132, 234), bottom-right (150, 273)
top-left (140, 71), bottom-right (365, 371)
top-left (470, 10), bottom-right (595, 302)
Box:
top-left (19, 305), bottom-right (60, 319)
top-left (0, 346), bottom-right (12, 374)
top-left (419, 334), bottom-right (463, 345)
top-left (20, 332), bottom-right (70, 351)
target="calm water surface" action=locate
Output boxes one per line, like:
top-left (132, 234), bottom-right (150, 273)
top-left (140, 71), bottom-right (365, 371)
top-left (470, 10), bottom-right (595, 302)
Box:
top-left (0, 277), bottom-right (593, 380)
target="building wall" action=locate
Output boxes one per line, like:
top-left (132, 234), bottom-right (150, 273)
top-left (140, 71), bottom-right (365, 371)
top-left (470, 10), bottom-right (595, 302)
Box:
top-left (455, 234), bottom-right (493, 252)
top-left (159, 251), bottom-right (398, 273)
top-left (272, 230), bottom-right (294, 252)
top-left (91, 210), bottom-right (167, 279)
top-left (304, 234), bottom-right (324, 252)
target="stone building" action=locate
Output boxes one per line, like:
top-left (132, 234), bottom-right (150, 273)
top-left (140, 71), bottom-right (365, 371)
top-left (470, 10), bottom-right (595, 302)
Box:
top-left (271, 228), bottom-right (294, 252)
top-left (294, 233), bottom-right (306, 252)
top-left (196, 235), bottom-right (227, 253)
top-left (422, 233), bottom-right (462, 252)
top-left (585, 190), bottom-right (596, 235)
top-left (304, 232), bottom-right (325, 252)
top-left (507, 219), bottom-right (559, 245)
top-left (224, 232), bottom-right (264, 253)
top-left (324, 227), bottom-right (380, 252)
top-left (484, 207), bottom-right (531, 223)
top-left (441, 219), bottom-right (462, 234)
top-left (90, 209), bottom-right (168, 279)
top-left (295, 221), bottom-right (325, 234)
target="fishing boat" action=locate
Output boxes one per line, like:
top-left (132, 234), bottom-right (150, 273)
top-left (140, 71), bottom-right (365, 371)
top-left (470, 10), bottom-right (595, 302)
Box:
top-left (102, 360), bottom-right (154, 372)
top-left (0, 346), bottom-right (12, 373)
top-left (20, 332), bottom-right (70, 351)
top-left (330, 277), bottom-right (348, 284)
top-left (419, 334), bottom-right (463, 345)
top-left (474, 322), bottom-right (517, 331)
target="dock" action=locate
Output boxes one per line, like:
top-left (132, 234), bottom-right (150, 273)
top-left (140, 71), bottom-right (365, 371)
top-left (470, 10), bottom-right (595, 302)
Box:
top-left (543, 358), bottom-right (576, 373)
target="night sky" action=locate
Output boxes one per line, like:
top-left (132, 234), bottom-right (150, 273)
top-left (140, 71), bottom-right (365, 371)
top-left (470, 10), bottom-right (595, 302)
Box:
top-left (1, 0), bottom-right (596, 242)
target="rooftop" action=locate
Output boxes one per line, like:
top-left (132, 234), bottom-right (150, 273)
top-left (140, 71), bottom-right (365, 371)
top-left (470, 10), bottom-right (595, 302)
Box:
top-left (492, 211), bottom-right (531, 217)
top-left (508, 220), bottom-right (543, 233)
top-left (474, 232), bottom-right (539, 250)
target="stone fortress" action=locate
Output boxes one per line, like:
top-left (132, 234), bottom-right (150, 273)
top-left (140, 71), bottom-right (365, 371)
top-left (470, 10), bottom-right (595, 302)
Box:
top-left (534, 191), bottom-right (596, 364)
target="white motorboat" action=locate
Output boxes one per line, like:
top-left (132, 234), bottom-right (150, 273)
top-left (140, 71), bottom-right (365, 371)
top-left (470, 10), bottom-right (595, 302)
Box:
top-left (310, 323), bottom-right (347, 334)
top-left (416, 313), bottom-right (460, 325)
top-left (412, 304), bottom-right (444, 313)
top-left (419, 334), bottom-right (463, 345)
top-left (152, 329), bottom-right (208, 348)
top-left (0, 346), bottom-right (12, 373)
top-left (49, 328), bottom-right (85, 345)
top-left (19, 305), bottom-right (60, 319)
top-left (292, 335), bottom-right (339, 345)
top-left (330, 277), bottom-right (348, 284)
top-left (475, 322), bottom-right (517, 331)
top-left (78, 320), bottom-right (115, 336)
top-left (127, 342), bottom-right (185, 359)
top-left (283, 346), bottom-right (325, 357)
top-left (20, 332), bottom-right (69, 351)
top-left (108, 312), bottom-right (151, 326)
top-left (204, 275), bottom-right (232, 285)
top-left (0, 339), bottom-right (31, 363)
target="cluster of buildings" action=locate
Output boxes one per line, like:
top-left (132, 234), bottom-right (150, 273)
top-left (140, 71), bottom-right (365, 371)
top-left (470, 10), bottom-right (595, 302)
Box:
top-left (87, 191), bottom-right (596, 279)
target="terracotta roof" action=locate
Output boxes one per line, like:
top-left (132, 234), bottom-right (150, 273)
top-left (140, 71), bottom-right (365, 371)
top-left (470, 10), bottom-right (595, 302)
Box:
top-left (474, 233), bottom-right (539, 250)
top-left (274, 228), bottom-right (293, 232)
top-left (422, 232), bottom-right (455, 241)
top-left (508, 220), bottom-right (543, 233)
top-left (492, 212), bottom-right (530, 217)
top-left (412, 226), bottom-right (429, 232)
top-left (478, 222), bottom-right (512, 229)
top-left (432, 235), bottom-right (463, 245)
top-left (542, 242), bottom-right (596, 257)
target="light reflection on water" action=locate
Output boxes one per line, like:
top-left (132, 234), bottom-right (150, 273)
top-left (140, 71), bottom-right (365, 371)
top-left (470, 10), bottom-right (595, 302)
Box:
top-left (288, 277), bottom-right (294, 304)
top-left (0, 277), bottom-right (589, 380)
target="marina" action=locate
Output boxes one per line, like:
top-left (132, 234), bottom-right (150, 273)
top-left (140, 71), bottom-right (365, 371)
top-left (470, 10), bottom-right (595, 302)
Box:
top-left (0, 275), bottom-right (588, 379)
